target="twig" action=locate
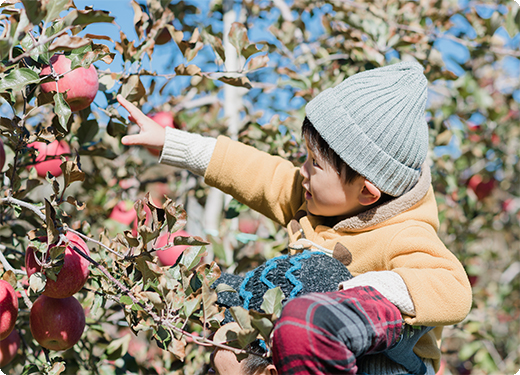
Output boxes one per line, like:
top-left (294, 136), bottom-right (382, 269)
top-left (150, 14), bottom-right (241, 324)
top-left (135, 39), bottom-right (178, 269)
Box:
top-left (64, 226), bottom-right (125, 259)
top-left (0, 244), bottom-right (26, 275)
top-left (8, 26), bottom-right (75, 65)
top-left (0, 196), bottom-right (46, 221)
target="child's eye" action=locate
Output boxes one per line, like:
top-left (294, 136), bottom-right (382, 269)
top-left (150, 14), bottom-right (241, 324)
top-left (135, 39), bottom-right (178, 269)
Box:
top-left (312, 158), bottom-right (319, 167)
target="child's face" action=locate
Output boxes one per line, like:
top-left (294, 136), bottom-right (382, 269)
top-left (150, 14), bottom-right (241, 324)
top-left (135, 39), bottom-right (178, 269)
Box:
top-left (301, 139), bottom-right (365, 219)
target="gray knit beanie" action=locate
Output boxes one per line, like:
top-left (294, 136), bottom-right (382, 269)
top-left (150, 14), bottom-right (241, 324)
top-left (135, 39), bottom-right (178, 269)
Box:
top-left (305, 61), bottom-right (429, 197)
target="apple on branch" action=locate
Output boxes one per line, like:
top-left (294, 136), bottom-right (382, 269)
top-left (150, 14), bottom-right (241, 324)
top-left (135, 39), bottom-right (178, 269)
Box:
top-left (0, 280), bottom-right (18, 341)
top-left (25, 231), bottom-right (90, 299)
top-left (27, 140), bottom-right (70, 178)
top-left (30, 295), bottom-right (85, 351)
top-left (467, 174), bottom-right (496, 201)
top-left (153, 230), bottom-right (191, 266)
top-left (40, 54), bottom-right (99, 112)
top-left (0, 329), bottom-right (20, 368)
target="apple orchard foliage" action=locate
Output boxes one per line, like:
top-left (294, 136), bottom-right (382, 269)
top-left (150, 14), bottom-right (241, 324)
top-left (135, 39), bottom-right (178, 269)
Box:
top-left (0, 0), bottom-right (519, 374)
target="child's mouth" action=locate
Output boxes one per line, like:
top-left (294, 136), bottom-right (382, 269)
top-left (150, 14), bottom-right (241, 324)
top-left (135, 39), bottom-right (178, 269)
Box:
top-left (305, 190), bottom-right (312, 200)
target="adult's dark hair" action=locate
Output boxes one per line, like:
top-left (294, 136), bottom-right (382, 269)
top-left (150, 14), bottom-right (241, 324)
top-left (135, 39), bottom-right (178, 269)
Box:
top-left (242, 340), bottom-right (272, 375)
top-left (301, 117), bottom-right (361, 184)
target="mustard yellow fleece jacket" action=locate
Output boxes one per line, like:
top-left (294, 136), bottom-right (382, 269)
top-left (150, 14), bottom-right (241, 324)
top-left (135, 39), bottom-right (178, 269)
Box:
top-left (204, 135), bottom-right (473, 365)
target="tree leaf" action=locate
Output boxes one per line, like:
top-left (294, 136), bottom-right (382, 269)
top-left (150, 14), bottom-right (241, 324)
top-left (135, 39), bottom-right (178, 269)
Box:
top-left (0, 68), bottom-right (41, 93)
top-left (228, 22), bottom-right (249, 56)
top-left (107, 118), bottom-right (128, 137)
top-left (44, 0), bottom-right (72, 24)
top-left (174, 63), bottom-right (202, 76)
top-left (260, 287), bottom-right (284, 317)
top-left (61, 158), bottom-right (86, 188)
top-left (53, 92), bottom-right (72, 130)
top-left (21, 0), bottom-right (45, 25)
top-left (49, 35), bottom-right (91, 52)
top-left (246, 54), bottom-right (269, 72)
top-left (62, 9), bottom-right (115, 27)
top-left (217, 75), bottom-right (252, 89)
top-left (183, 294), bottom-right (201, 318)
top-left (29, 272), bottom-right (47, 293)
top-left (44, 199), bottom-right (59, 244)
top-left (76, 119), bottom-right (99, 144)
top-left (120, 75), bottom-right (146, 102)
top-left (179, 245), bottom-right (206, 271)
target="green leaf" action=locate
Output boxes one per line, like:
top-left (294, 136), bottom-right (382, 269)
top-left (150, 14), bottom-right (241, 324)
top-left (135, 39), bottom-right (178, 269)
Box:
top-left (0, 68), bottom-right (41, 93)
top-left (183, 294), bottom-right (202, 318)
top-left (250, 311), bottom-right (274, 343)
top-left (76, 119), bottom-right (99, 144)
top-left (105, 333), bottom-right (131, 359)
top-left (22, 0), bottom-right (45, 25)
top-left (20, 32), bottom-right (51, 65)
top-left (179, 246), bottom-right (206, 271)
top-left (53, 92), bottom-right (72, 130)
top-left (66, 44), bottom-right (93, 70)
top-left (21, 364), bottom-right (42, 375)
top-left (260, 287), bottom-right (285, 317)
top-left (62, 9), bottom-right (115, 27)
top-left (107, 118), bottom-right (128, 137)
top-left (225, 199), bottom-right (249, 219)
top-left (44, 0), bottom-right (71, 24)
top-left (120, 295), bottom-right (133, 305)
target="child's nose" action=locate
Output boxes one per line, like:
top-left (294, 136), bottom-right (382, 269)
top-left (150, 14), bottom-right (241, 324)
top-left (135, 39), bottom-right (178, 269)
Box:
top-left (300, 161), bottom-right (309, 180)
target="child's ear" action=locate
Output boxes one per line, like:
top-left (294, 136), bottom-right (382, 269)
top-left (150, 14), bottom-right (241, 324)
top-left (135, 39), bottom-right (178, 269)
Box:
top-left (358, 180), bottom-right (381, 206)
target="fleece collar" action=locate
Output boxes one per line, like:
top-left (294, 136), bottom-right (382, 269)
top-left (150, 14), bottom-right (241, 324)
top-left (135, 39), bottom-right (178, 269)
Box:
top-left (332, 163), bottom-right (432, 232)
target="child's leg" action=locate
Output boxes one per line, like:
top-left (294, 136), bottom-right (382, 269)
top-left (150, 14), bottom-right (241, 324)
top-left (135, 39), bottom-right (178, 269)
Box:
top-left (271, 286), bottom-right (403, 375)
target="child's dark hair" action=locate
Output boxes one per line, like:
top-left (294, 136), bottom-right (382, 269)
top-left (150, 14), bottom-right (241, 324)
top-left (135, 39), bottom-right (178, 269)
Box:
top-left (302, 117), bottom-right (360, 184)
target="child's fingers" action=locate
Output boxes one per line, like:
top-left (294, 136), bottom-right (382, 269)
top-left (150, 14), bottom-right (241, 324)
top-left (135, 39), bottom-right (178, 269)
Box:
top-left (121, 134), bottom-right (143, 146)
top-left (117, 95), bottom-right (148, 124)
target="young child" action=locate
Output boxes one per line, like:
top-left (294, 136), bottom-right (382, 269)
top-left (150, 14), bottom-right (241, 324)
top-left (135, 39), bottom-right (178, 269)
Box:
top-left (117, 61), bottom-right (472, 375)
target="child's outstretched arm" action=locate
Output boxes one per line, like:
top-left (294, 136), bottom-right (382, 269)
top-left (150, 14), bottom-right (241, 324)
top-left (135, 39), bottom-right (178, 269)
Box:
top-left (117, 95), bottom-right (216, 176)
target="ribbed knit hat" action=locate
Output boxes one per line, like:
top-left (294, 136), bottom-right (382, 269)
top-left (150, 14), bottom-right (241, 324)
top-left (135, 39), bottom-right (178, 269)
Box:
top-left (305, 61), bottom-right (429, 196)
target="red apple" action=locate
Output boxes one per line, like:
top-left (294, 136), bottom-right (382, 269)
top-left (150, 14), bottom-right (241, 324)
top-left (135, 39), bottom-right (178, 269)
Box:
top-left (0, 329), bottom-right (20, 367)
top-left (30, 295), bottom-right (85, 351)
top-left (109, 200), bottom-right (137, 226)
top-left (40, 54), bottom-right (99, 112)
top-left (27, 140), bottom-right (71, 178)
top-left (238, 217), bottom-right (260, 234)
top-left (468, 175), bottom-right (495, 201)
top-left (25, 231), bottom-right (90, 299)
top-left (0, 280), bottom-right (18, 341)
top-left (147, 112), bottom-right (178, 156)
top-left (154, 230), bottom-right (191, 266)
top-left (0, 138), bottom-right (5, 172)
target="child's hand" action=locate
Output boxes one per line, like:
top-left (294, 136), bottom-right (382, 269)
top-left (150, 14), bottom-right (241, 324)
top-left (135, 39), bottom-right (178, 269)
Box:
top-left (117, 94), bottom-right (166, 150)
